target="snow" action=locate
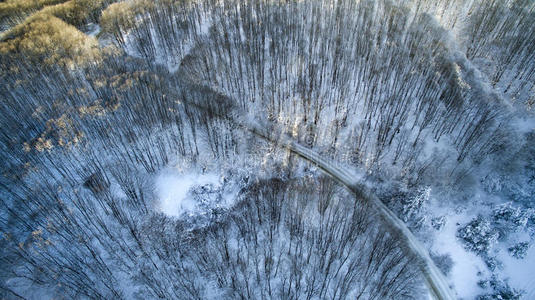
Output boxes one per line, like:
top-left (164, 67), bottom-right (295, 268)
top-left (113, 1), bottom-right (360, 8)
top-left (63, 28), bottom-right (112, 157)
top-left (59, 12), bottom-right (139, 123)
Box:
top-left (431, 210), bottom-right (489, 299)
top-left (499, 235), bottom-right (535, 299)
top-left (513, 116), bottom-right (535, 134)
top-left (85, 24), bottom-right (101, 37)
top-left (428, 186), bottom-right (535, 300)
top-left (6, 1), bottom-right (529, 298)
top-left (154, 169), bottom-right (220, 217)
top-left (427, 191), bottom-right (494, 300)
top-left (122, 14), bottom-right (213, 74)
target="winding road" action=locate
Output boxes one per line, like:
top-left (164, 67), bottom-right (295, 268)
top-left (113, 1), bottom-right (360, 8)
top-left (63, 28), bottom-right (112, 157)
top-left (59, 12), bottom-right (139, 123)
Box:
top-left (171, 72), bottom-right (457, 300)
top-left (241, 117), bottom-right (457, 300)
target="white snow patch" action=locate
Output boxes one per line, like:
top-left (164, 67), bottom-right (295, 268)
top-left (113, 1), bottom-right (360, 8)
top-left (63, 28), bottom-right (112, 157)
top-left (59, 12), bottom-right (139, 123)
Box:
top-left (85, 23), bottom-right (101, 37)
top-left (428, 195), bottom-right (491, 300)
top-left (110, 181), bottom-right (128, 199)
top-left (155, 169), bottom-right (220, 217)
top-left (429, 187), bottom-right (535, 300)
top-left (513, 116), bottom-right (535, 134)
top-left (432, 212), bottom-right (489, 299)
top-left (499, 237), bottom-right (535, 299)
top-left (122, 14), bottom-right (213, 74)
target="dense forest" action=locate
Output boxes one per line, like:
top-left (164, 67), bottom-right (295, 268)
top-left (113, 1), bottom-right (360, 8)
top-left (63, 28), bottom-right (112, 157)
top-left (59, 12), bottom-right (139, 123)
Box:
top-left (1, 0), bottom-right (534, 299)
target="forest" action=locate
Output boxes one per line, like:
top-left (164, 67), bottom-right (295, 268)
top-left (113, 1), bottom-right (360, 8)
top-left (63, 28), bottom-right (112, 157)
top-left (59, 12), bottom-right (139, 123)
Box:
top-left (1, 0), bottom-right (534, 299)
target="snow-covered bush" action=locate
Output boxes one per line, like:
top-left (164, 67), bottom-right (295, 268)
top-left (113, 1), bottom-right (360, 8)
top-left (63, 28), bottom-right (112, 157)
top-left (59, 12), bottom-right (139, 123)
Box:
top-left (457, 216), bottom-right (499, 255)
top-left (476, 276), bottom-right (524, 300)
top-left (188, 183), bottom-right (222, 211)
top-left (492, 202), bottom-right (532, 239)
top-left (430, 252), bottom-right (453, 276)
top-left (484, 256), bottom-right (503, 272)
top-left (431, 216), bottom-right (446, 231)
top-left (508, 242), bottom-right (530, 259)
top-left (493, 203), bottom-right (528, 228)
top-left (401, 187), bottom-right (431, 223)
top-left (382, 185), bottom-right (430, 230)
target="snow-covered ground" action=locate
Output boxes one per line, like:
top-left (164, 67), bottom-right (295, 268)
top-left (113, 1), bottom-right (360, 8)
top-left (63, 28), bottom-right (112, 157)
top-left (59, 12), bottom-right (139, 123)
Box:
top-left (430, 203), bottom-right (489, 299)
top-left (85, 23), bottom-right (101, 37)
top-left (428, 189), bottom-right (535, 299)
top-left (155, 169), bottom-right (220, 217)
top-left (154, 167), bottom-right (242, 218)
top-left (123, 13), bottom-right (212, 74)
top-left (502, 243), bottom-right (535, 298)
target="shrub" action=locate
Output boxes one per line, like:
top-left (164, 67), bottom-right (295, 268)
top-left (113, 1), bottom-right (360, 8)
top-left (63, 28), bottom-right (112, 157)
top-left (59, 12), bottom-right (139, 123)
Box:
top-left (477, 276), bottom-right (524, 300)
top-left (508, 242), bottom-right (530, 259)
top-left (492, 202), bottom-right (532, 240)
top-left (431, 216), bottom-right (446, 230)
top-left (457, 215), bottom-right (499, 255)
top-left (484, 256), bottom-right (503, 272)
top-left (493, 203), bottom-right (529, 228)
top-left (430, 252), bottom-right (454, 276)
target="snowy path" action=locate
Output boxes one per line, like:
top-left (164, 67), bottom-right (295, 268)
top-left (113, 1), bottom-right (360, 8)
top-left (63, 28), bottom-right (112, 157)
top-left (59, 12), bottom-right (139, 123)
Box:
top-left (168, 75), bottom-right (456, 300)
top-left (243, 119), bottom-right (457, 300)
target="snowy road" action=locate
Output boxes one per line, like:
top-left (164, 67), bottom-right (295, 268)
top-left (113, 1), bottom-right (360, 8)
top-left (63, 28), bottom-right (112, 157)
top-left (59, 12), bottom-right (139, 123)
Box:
top-left (244, 119), bottom-right (457, 300)
top-left (171, 77), bottom-right (457, 300)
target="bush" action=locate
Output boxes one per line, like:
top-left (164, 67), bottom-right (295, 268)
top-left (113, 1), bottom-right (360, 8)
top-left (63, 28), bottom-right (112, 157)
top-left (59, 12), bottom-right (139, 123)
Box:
top-left (508, 242), bottom-right (530, 259)
top-left (484, 256), bottom-right (503, 272)
top-left (492, 202), bottom-right (532, 240)
top-left (188, 183), bottom-right (222, 211)
top-left (400, 186), bottom-right (430, 222)
top-left (430, 252), bottom-right (454, 276)
top-left (493, 203), bottom-right (529, 228)
top-left (457, 215), bottom-right (499, 255)
top-left (382, 186), bottom-right (430, 229)
top-left (431, 216), bottom-right (446, 230)
top-left (477, 276), bottom-right (524, 300)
